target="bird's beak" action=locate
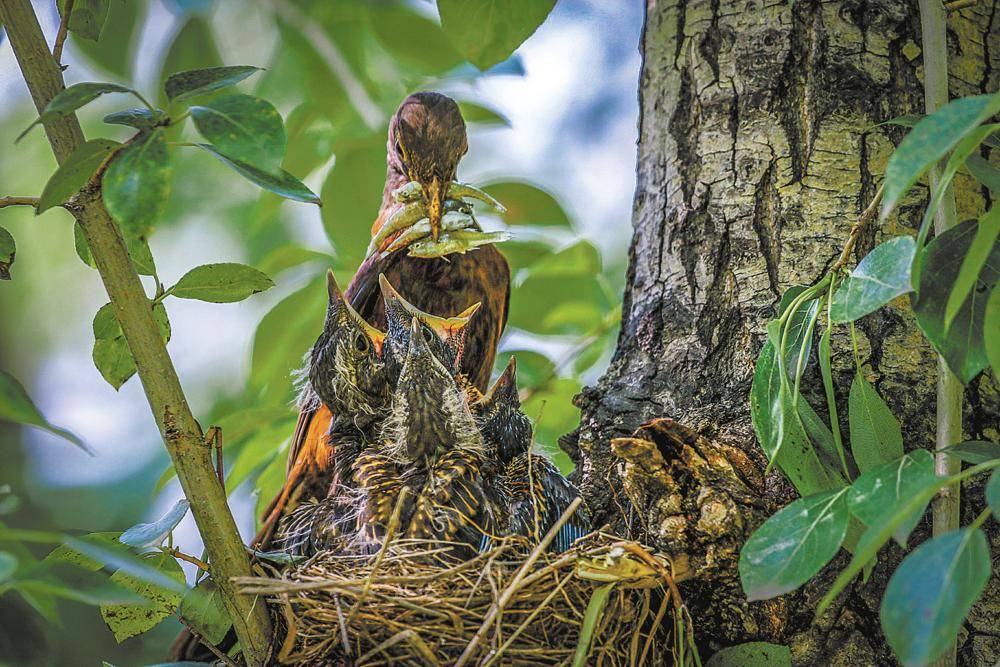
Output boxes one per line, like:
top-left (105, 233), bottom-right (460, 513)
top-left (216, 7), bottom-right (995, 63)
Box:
top-left (331, 269), bottom-right (385, 356)
top-left (423, 175), bottom-right (446, 241)
top-left (474, 356), bottom-right (519, 412)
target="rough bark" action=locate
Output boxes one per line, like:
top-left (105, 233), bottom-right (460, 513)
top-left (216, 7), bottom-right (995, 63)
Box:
top-left (562, 1), bottom-right (1000, 664)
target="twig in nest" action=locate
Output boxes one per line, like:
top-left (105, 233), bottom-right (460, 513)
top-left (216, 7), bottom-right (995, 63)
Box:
top-left (346, 487), bottom-right (409, 625)
top-left (277, 594), bottom-right (299, 663)
top-left (455, 497), bottom-right (583, 667)
top-left (482, 571), bottom-right (574, 667)
top-left (831, 183), bottom-right (885, 272)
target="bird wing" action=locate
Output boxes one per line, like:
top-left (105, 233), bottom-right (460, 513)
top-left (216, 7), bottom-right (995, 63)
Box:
top-left (506, 454), bottom-right (590, 552)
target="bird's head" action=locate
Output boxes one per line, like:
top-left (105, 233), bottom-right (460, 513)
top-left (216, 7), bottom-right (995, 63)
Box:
top-left (388, 317), bottom-right (482, 463)
top-left (472, 356), bottom-right (532, 464)
top-left (378, 273), bottom-right (479, 383)
top-left (309, 270), bottom-right (389, 418)
top-left (387, 92), bottom-right (468, 240)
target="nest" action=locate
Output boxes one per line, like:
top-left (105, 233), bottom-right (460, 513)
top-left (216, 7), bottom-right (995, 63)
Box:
top-left (237, 530), bottom-right (684, 666)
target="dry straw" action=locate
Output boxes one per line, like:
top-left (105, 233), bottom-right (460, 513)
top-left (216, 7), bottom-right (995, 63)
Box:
top-left (236, 505), bottom-right (685, 666)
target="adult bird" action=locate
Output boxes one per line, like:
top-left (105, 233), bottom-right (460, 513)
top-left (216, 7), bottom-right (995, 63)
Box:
top-left (263, 92), bottom-right (510, 543)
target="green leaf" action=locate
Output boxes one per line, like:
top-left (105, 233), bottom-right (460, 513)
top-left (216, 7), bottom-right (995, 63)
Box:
top-left (16, 563), bottom-right (144, 606)
top-left (192, 143), bottom-right (320, 204)
top-left (706, 643), bottom-right (791, 667)
top-left (0, 371), bottom-right (91, 453)
top-left (847, 374), bottom-right (903, 473)
top-left (103, 107), bottom-right (164, 130)
top-left (507, 273), bottom-right (606, 335)
top-left (157, 16), bottom-right (223, 106)
top-left (58, 0), bottom-right (110, 41)
top-left (941, 440), bottom-right (1000, 464)
top-left (818, 326), bottom-right (849, 477)
top-left (190, 94), bottom-right (286, 170)
top-left (256, 246), bottom-right (330, 276)
top-left (527, 240), bottom-right (600, 278)
top-left (177, 580), bottom-right (231, 645)
top-left (62, 536), bottom-right (186, 594)
top-left (749, 341), bottom-right (841, 495)
top-left (44, 532), bottom-right (121, 571)
top-left (966, 154), bottom-right (1000, 193)
top-left (119, 499), bottom-right (189, 548)
top-left (739, 489), bottom-right (849, 601)
top-left (847, 450), bottom-right (936, 547)
top-left (914, 218), bottom-right (1000, 383)
top-left (0, 226), bottom-right (14, 281)
top-left (780, 295), bottom-right (820, 383)
top-left (987, 471), bottom-right (1000, 521)
top-left (37, 139), bottom-right (120, 214)
top-left (571, 583), bottom-right (614, 667)
top-left (68, 0), bottom-right (141, 79)
top-left (170, 263), bottom-right (275, 303)
top-left (320, 140), bottom-right (386, 263)
top-left (18, 82), bottom-right (137, 141)
top-left (438, 0), bottom-right (556, 70)
top-left (92, 301), bottom-right (170, 389)
top-left (881, 528), bottom-right (990, 666)
top-left (458, 100), bottom-right (510, 127)
top-left (988, 287), bottom-right (1000, 378)
top-left (103, 129), bottom-right (173, 235)
top-left (498, 239), bottom-right (553, 274)
top-left (880, 93), bottom-right (1000, 220)
top-left (164, 65), bottom-right (261, 103)
top-left (943, 205), bottom-right (1000, 330)
top-left (830, 237), bottom-right (915, 323)
top-left (249, 276), bottom-right (326, 401)
top-left (0, 551), bottom-right (17, 582)
top-left (100, 551), bottom-right (185, 642)
top-left (73, 223), bottom-right (155, 276)
top-left (368, 2), bottom-right (463, 74)
top-left (913, 124), bottom-right (1000, 281)
top-left (484, 181), bottom-right (570, 227)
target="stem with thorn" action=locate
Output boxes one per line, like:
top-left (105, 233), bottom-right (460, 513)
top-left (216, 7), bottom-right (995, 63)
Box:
top-left (0, 1), bottom-right (272, 663)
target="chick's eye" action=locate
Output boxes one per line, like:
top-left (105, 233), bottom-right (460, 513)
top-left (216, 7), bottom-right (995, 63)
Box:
top-left (353, 333), bottom-right (369, 354)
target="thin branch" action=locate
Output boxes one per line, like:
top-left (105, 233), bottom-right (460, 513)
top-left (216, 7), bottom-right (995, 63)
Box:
top-left (271, 0), bottom-right (385, 131)
top-left (830, 183), bottom-right (884, 272)
top-left (166, 546), bottom-right (211, 572)
top-left (0, 2), bottom-right (272, 663)
top-left (171, 611), bottom-right (240, 667)
top-left (0, 196), bottom-right (40, 209)
top-left (52, 0), bottom-right (74, 67)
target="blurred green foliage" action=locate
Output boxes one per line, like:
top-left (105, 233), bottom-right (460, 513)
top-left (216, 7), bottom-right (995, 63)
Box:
top-left (0, 1), bottom-right (625, 663)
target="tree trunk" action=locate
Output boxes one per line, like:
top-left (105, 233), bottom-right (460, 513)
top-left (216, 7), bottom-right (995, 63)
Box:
top-left (562, 1), bottom-right (1000, 664)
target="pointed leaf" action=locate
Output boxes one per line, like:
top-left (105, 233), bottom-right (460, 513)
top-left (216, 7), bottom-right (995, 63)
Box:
top-left (164, 65), bottom-right (261, 102)
top-left (190, 94), bottom-right (285, 170)
top-left (750, 341), bottom-right (841, 495)
top-left (119, 499), bottom-right (189, 548)
top-left (739, 489), bottom-right (849, 601)
top-left (847, 450), bottom-right (936, 547)
top-left (881, 529), bottom-right (990, 666)
top-left (57, 0), bottom-right (110, 41)
top-left (830, 237), bottom-right (915, 323)
top-left (458, 100), bottom-right (511, 127)
top-left (848, 374), bottom-right (903, 472)
top-left (192, 143), bottom-right (319, 204)
top-left (170, 263), bottom-right (275, 303)
top-left (63, 536), bottom-right (186, 594)
top-left (484, 181), bottom-right (569, 227)
top-left (781, 296), bottom-right (820, 383)
top-left (881, 93), bottom-right (1000, 219)
top-left (0, 371), bottom-right (91, 453)
top-left (914, 219), bottom-right (1000, 383)
top-left (100, 551), bottom-right (185, 642)
top-left (92, 302), bottom-right (170, 389)
top-left (0, 226), bottom-right (14, 280)
top-left (706, 643), bottom-right (791, 667)
top-left (103, 107), bottom-right (164, 130)
top-left (177, 579), bottom-right (231, 645)
top-left (987, 287), bottom-right (1000, 378)
top-left (18, 82), bottom-right (136, 141)
top-left (103, 129), bottom-right (172, 235)
top-left (15, 563), bottom-right (144, 606)
top-left (37, 139), bottom-right (120, 213)
top-left (987, 471), bottom-right (1000, 521)
top-left (438, 0), bottom-right (556, 70)
top-left (944, 206), bottom-right (1000, 329)
top-left (941, 440), bottom-right (1000, 464)
top-left (966, 154), bottom-right (1000, 193)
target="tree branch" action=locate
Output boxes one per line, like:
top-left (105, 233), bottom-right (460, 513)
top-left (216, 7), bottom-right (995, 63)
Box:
top-left (52, 0), bottom-right (73, 66)
top-left (0, 1), bottom-right (272, 663)
top-left (0, 196), bottom-right (40, 209)
top-left (918, 1), bottom-right (962, 665)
